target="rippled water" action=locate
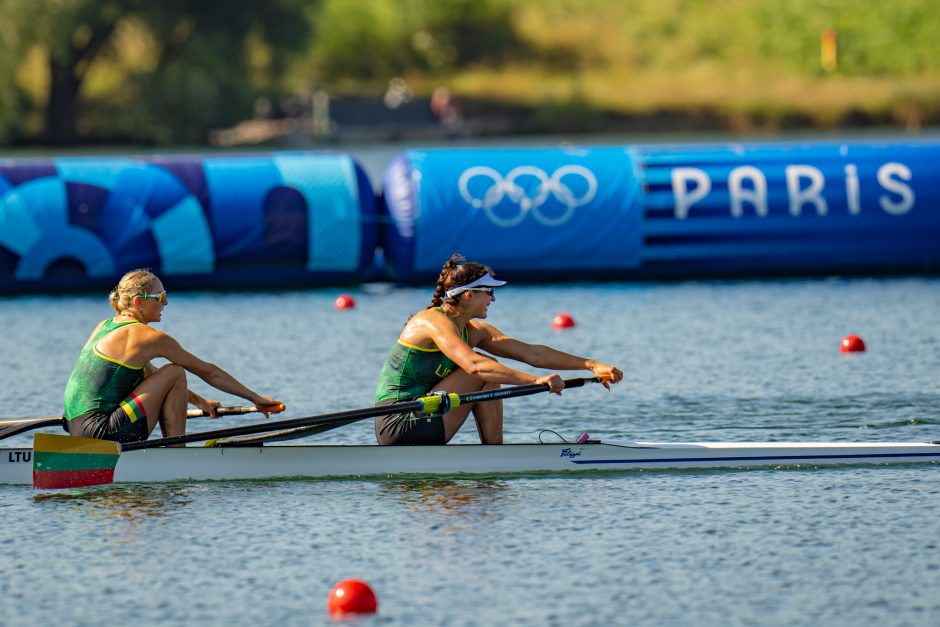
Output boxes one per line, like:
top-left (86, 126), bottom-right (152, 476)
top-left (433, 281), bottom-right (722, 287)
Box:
top-left (2, 277), bottom-right (939, 625)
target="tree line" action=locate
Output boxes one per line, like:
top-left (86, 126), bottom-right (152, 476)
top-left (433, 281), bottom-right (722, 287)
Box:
top-left (1, 0), bottom-right (938, 146)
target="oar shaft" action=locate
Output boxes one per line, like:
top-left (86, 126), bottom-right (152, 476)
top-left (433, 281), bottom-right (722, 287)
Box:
top-left (227, 377), bottom-right (601, 445)
top-left (125, 377), bottom-right (600, 451)
top-left (0, 416), bottom-right (61, 429)
top-left (186, 404), bottom-right (283, 418)
top-left (0, 417), bottom-right (65, 440)
top-left (3, 405), bottom-right (280, 443)
top-left (124, 402), bottom-right (424, 450)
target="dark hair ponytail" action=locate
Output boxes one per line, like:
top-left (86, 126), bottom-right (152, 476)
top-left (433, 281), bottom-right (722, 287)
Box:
top-left (427, 253), bottom-right (493, 308)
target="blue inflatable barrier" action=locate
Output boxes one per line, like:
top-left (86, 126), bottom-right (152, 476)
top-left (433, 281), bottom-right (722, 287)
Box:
top-left (0, 153), bottom-right (376, 292)
top-left (382, 141), bottom-right (940, 280)
top-left (381, 147), bottom-right (643, 280)
top-left (635, 141), bottom-right (940, 277)
top-left (2, 142), bottom-right (938, 292)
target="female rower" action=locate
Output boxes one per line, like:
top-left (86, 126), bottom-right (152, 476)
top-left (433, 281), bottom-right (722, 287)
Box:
top-left (374, 254), bottom-right (623, 445)
top-left (63, 269), bottom-right (283, 443)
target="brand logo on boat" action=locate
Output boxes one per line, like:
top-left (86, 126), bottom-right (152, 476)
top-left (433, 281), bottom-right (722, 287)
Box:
top-left (458, 165), bottom-right (597, 227)
top-left (560, 448), bottom-right (581, 460)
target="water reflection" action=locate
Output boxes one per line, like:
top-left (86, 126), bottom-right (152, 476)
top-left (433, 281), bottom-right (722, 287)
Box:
top-left (382, 479), bottom-right (508, 521)
top-left (33, 484), bottom-right (194, 523)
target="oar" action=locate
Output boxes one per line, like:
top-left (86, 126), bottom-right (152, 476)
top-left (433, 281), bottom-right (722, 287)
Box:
top-left (0, 417), bottom-right (66, 440)
top-left (185, 404), bottom-right (285, 418)
top-left (1, 405), bottom-right (280, 442)
top-left (0, 416), bottom-right (65, 430)
top-left (211, 382), bottom-right (588, 446)
top-left (32, 377), bottom-right (605, 488)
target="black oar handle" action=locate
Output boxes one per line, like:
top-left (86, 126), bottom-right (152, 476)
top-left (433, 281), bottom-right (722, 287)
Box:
top-left (123, 377), bottom-right (602, 451)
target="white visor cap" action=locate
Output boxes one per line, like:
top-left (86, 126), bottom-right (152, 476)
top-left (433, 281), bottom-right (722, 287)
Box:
top-left (445, 273), bottom-right (507, 299)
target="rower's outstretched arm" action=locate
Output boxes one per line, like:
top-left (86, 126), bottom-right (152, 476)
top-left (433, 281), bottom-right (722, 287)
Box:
top-left (426, 314), bottom-right (548, 387)
top-left (473, 322), bottom-right (623, 388)
top-left (150, 334), bottom-right (283, 416)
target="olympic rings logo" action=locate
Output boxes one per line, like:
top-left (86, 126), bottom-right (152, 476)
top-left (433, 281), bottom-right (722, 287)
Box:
top-left (458, 165), bottom-right (597, 227)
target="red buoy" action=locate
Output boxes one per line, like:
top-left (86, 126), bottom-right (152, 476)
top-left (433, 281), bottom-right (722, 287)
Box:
top-left (334, 294), bottom-right (356, 310)
top-left (840, 334), bottom-right (866, 352)
top-left (552, 313), bottom-right (575, 329)
top-left (327, 579), bottom-right (378, 615)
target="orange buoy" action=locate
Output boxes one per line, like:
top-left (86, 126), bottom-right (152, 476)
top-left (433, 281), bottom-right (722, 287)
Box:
top-left (552, 313), bottom-right (575, 329)
top-left (327, 579), bottom-right (378, 615)
top-left (334, 294), bottom-right (356, 310)
top-left (840, 334), bottom-right (866, 352)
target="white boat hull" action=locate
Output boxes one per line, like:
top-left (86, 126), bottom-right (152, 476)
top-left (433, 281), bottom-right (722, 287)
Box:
top-left (3, 440), bottom-right (940, 486)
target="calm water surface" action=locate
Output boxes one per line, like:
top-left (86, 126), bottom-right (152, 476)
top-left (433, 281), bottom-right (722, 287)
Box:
top-left (1, 278), bottom-right (939, 625)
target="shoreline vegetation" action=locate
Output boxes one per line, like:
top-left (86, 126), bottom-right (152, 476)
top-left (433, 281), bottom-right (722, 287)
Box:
top-left (2, 0), bottom-right (939, 147)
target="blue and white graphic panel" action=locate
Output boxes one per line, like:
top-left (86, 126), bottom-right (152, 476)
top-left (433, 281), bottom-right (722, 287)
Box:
top-left (637, 141), bottom-right (940, 275)
top-left (0, 153), bottom-right (376, 292)
top-left (382, 147), bottom-right (643, 280)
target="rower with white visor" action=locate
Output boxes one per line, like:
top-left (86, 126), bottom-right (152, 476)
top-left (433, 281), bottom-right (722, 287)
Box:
top-left (374, 254), bottom-right (623, 445)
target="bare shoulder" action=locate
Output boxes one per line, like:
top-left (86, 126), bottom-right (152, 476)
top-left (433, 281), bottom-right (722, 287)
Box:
top-left (127, 323), bottom-right (171, 345)
top-left (401, 308), bottom-right (458, 346)
top-left (409, 308), bottom-right (452, 329)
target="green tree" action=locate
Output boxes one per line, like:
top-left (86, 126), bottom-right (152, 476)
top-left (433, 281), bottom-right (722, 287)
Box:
top-left (308, 0), bottom-right (521, 82)
top-left (2, 0), bottom-right (312, 145)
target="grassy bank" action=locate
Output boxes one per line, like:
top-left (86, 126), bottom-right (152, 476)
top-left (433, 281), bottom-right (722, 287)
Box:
top-left (370, 0), bottom-right (940, 132)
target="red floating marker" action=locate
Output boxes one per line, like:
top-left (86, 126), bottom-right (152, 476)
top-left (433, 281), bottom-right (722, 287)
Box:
top-left (327, 579), bottom-right (378, 615)
top-left (840, 334), bottom-right (866, 352)
top-left (334, 294), bottom-right (356, 310)
top-left (552, 313), bottom-right (576, 329)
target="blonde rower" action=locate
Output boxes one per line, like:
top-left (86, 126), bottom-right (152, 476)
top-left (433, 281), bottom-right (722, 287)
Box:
top-left (63, 269), bottom-right (283, 443)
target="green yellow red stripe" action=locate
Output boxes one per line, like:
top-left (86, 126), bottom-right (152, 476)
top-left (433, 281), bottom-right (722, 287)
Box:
top-left (119, 393), bottom-right (146, 424)
top-left (33, 433), bottom-right (120, 489)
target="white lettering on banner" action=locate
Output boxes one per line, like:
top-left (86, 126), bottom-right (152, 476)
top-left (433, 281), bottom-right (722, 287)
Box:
top-left (729, 166), bottom-right (767, 217)
top-left (786, 165), bottom-right (828, 216)
top-left (671, 168), bottom-right (711, 219)
top-left (878, 163), bottom-right (914, 215)
top-left (845, 164), bottom-right (860, 215)
top-left (672, 162), bottom-right (916, 218)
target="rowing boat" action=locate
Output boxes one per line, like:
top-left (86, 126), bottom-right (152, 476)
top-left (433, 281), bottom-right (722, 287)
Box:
top-left (4, 439), bottom-right (939, 485)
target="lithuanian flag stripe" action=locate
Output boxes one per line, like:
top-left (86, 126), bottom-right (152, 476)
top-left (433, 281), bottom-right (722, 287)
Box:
top-left (33, 451), bottom-right (120, 472)
top-left (33, 468), bottom-right (116, 490)
top-left (34, 433), bottom-right (120, 455)
top-left (119, 393), bottom-right (146, 424)
top-left (33, 433), bottom-right (120, 489)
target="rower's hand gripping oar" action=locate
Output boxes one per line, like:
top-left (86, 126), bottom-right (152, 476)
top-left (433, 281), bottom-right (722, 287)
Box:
top-left (1, 405), bottom-right (282, 443)
top-left (31, 377), bottom-right (607, 489)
